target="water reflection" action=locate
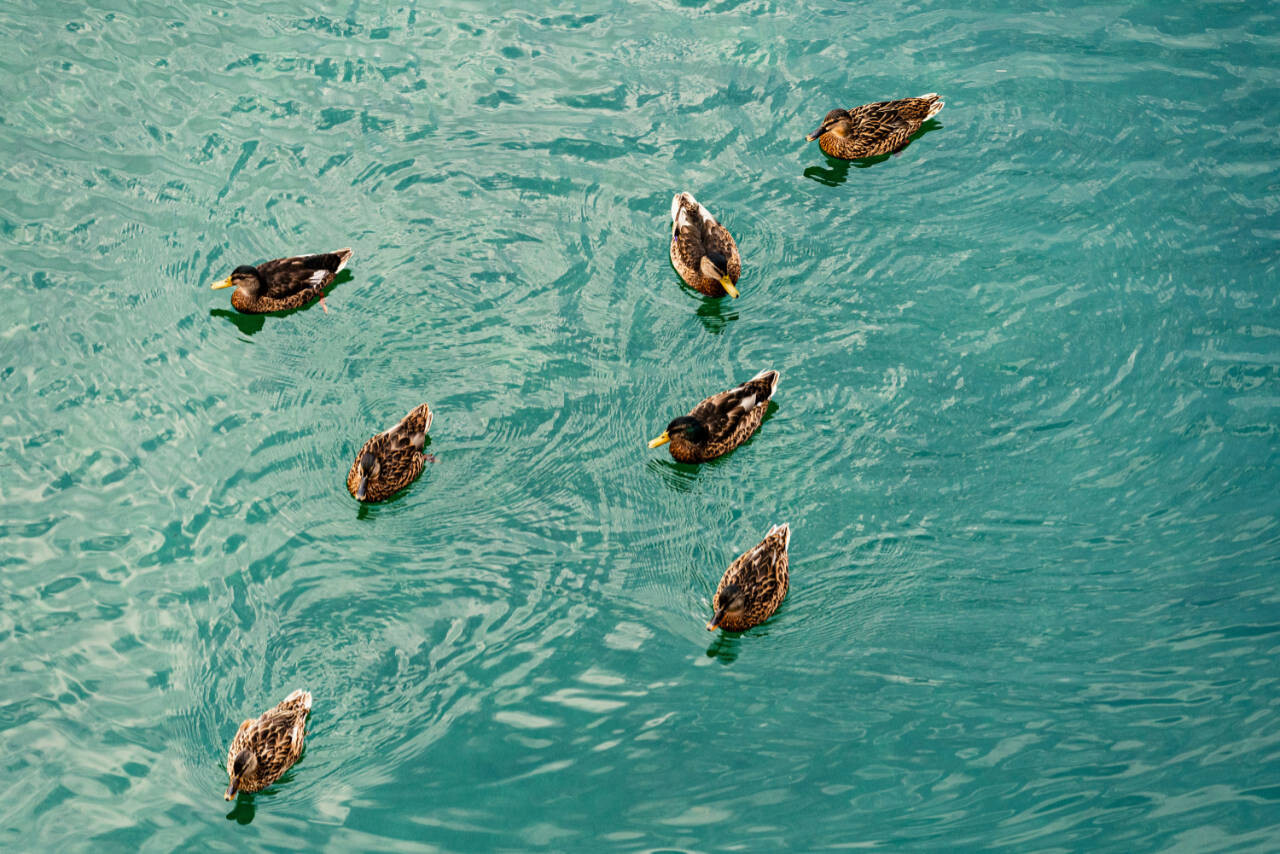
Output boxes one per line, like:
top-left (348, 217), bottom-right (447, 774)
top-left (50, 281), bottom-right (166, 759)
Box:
top-left (804, 157), bottom-right (851, 186)
top-left (645, 457), bottom-right (702, 492)
top-left (210, 309), bottom-right (265, 336)
top-left (225, 797), bottom-right (255, 824)
top-left (705, 632), bottom-right (740, 664)
top-left (694, 296), bottom-right (739, 335)
top-left (222, 764), bottom-right (303, 824)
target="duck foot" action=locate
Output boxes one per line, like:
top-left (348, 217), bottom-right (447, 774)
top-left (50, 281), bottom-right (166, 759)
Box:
top-left (424, 453), bottom-right (438, 464)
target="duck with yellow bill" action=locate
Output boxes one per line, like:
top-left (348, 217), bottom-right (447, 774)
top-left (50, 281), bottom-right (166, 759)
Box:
top-left (210, 248), bottom-right (352, 314)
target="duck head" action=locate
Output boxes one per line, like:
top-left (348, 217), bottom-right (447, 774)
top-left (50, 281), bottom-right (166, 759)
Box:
top-left (698, 251), bottom-right (739, 298)
top-left (806, 108), bottom-right (851, 142)
top-left (354, 451), bottom-right (380, 500)
top-left (225, 748), bottom-right (259, 800)
top-left (212, 265), bottom-right (266, 296)
top-left (648, 415), bottom-right (709, 449)
top-left (707, 583), bottom-right (747, 631)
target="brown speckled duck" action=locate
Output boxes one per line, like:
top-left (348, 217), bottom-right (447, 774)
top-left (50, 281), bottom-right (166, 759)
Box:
top-left (708, 523), bottom-right (791, 632)
top-left (805, 94), bottom-right (944, 159)
top-left (347, 403), bottom-right (434, 502)
top-left (224, 689), bottom-right (311, 800)
top-left (669, 192), bottom-right (740, 298)
top-left (648, 369), bottom-right (779, 463)
top-left (211, 249), bottom-right (352, 313)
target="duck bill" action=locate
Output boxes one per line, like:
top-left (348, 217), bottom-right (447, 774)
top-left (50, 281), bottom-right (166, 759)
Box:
top-left (805, 128), bottom-right (825, 142)
top-left (719, 276), bottom-right (739, 298)
top-left (210, 276), bottom-right (235, 290)
top-left (224, 780), bottom-right (239, 801)
top-left (355, 475), bottom-right (368, 500)
top-left (706, 608), bottom-right (727, 632)
top-left (647, 431), bottom-right (671, 449)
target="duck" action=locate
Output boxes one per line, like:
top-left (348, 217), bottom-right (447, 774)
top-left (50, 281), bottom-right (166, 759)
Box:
top-left (669, 192), bottom-right (740, 298)
top-left (348, 403), bottom-right (434, 502)
top-left (224, 689), bottom-right (311, 800)
top-left (708, 523), bottom-right (791, 632)
top-left (648, 369), bottom-right (779, 463)
top-left (805, 94), bottom-right (944, 159)
top-left (210, 248), bottom-right (352, 313)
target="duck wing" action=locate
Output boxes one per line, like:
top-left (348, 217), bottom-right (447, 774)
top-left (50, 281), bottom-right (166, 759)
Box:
top-left (699, 217), bottom-right (740, 280)
top-left (691, 369), bottom-right (779, 443)
top-left (384, 403), bottom-right (432, 452)
top-left (844, 96), bottom-right (942, 153)
top-left (259, 250), bottom-right (352, 299)
top-left (844, 100), bottom-right (916, 149)
top-left (671, 195), bottom-right (709, 268)
top-left (718, 523), bottom-right (791, 617)
top-left (251, 692), bottom-right (311, 783)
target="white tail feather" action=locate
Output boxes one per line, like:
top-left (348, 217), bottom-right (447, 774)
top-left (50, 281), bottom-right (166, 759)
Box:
top-left (750, 368), bottom-right (781, 396)
top-left (918, 94), bottom-right (944, 119)
top-left (671, 191), bottom-right (718, 227)
top-left (284, 688), bottom-right (312, 711)
top-left (768, 523), bottom-right (791, 548)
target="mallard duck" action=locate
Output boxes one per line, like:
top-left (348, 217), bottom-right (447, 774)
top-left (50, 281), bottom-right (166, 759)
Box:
top-left (224, 689), bottom-right (311, 800)
top-left (669, 192), bottom-right (740, 298)
top-left (648, 369), bottom-right (779, 463)
top-left (347, 403), bottom-right (434, 502)
top-left (805, 94), bottom-right (944, 159)
top-left (210, 249), bottom-right (352, 313)
top-left (708, 523), bottom-right (791, 632)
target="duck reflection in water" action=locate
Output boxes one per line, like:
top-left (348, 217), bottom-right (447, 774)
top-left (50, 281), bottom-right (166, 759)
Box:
top-left (695, 296), bottom-right (739, 335)
top-left (706, 632), bottom-right (741, 664)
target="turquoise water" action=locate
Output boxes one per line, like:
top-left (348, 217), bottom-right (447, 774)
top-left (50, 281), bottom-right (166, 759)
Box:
top-left (2, 0), bottom-right (1278, 849)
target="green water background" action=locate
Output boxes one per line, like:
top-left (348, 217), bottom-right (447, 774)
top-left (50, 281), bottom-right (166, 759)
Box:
top-left (2, 0), bottom-right (1278, 850)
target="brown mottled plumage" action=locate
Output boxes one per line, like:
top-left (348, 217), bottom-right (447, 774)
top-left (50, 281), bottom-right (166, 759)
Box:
top-left (805, 94), bottom-right (944, 159)
top-left (224, 689), bottom-right (311, 800)
top-left (708, 523), bottom-right (791, 632)
top-left (211, 249), bottom-right (353, 313)
top-left (347, 403), bottom-right (433, 502)
top-left (669, 192), bottom-right (741, 298)
top-left (648, 369), bottom-right (779, 463)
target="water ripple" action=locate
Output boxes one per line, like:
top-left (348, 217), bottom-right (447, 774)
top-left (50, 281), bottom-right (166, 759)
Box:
top-left (1, 0), bottom-right (1278, 849)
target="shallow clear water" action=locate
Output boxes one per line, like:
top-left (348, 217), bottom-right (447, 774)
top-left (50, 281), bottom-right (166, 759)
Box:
top-left (2, 0), bottom-right (1278, 850)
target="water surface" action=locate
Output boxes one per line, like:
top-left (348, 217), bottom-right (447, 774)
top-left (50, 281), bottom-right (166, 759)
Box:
top-left (1, 0), bottom-right (1278, 850)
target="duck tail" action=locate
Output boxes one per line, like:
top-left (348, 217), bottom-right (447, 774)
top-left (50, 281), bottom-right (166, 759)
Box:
top-left (332, 248), bottom-right (353, 272)
top-left (750, 368), bottom-right (781, 399)
top-left (918, 93), bottom-right (944, 119)
top-left (671, 191), bottom-right (718, 227)
top-left (282, 689), bottom-right (313, 712)
top-left (767, 522), bottom-right (792, 549)
top-left (404, 403), bottom-right (433, 445)
top-left (670, 192), bottom-right (692, 224)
